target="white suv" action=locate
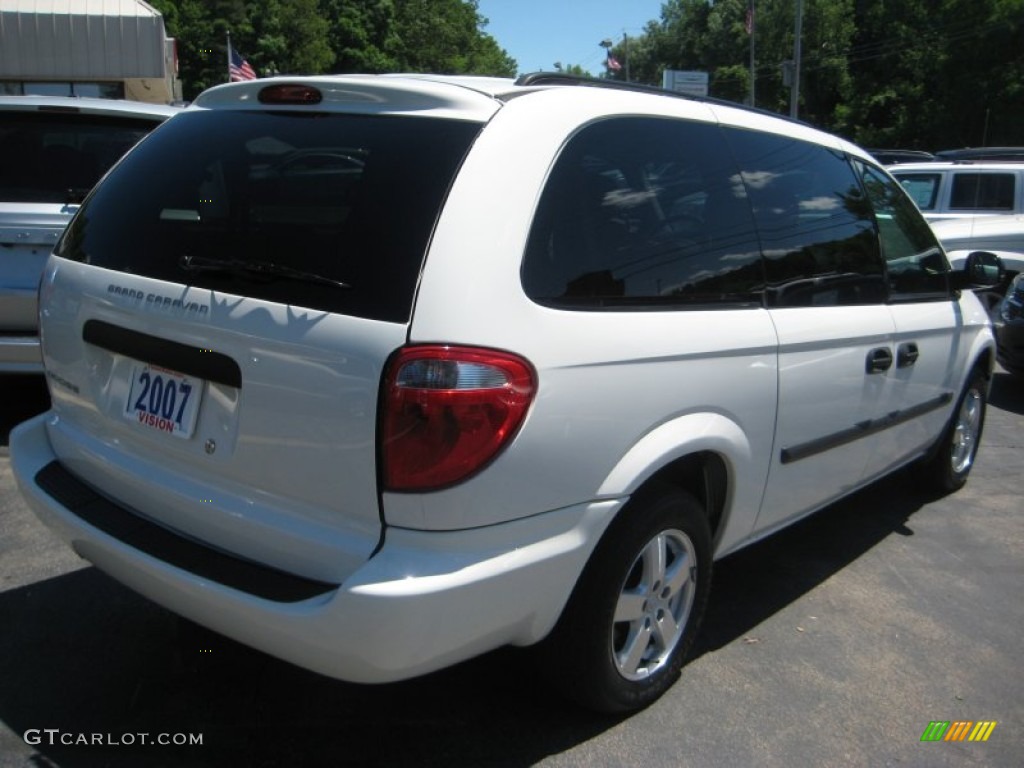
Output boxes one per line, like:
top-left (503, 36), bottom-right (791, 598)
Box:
top-left (11, 74), bottom-right (1000, 713)
top-left (889, 161), bottom-right (1024, 221)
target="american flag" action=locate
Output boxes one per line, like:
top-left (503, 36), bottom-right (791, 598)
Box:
top-left (229, 44), bottom-right (257, 82)
top-left (606, 54), bottom-right (622, 72)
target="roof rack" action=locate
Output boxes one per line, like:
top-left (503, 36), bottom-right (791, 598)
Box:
top-left (514, 72), bottom-right (806, 126)
top-left (934, 147), bottom-right (1024, 163)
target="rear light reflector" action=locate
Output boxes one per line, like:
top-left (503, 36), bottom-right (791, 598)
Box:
top-left (381, 346), bottom-right (536, 491)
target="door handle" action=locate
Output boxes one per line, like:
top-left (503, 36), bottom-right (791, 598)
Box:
top-left (897, 342), bottom-right (920, 368)
top-left (866, 347), bottom-right (893, 374)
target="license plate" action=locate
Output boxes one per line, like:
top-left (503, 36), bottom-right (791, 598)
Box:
top-left (124, 364), bottom-right (203, 439)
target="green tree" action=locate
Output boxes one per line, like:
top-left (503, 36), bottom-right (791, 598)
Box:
top-left (388, 0), bottom-right (516, 75)
top-left (556, 63), bottom-right (593, 77)
top-left (253, 0), bottom-right (335, 76)
top-left (150, 0), bottom-right (218, 99)
top-left (841, 0), bottom-right (1024, 149)
top-left (155, 0), bottom-right (515, 98)
top-left (319, 0), bottom-right (399, 72)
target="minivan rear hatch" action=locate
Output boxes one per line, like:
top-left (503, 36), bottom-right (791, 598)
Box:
top-left (41, 98), bottom-right (486, 584)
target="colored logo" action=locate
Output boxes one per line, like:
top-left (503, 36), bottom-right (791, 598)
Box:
top-left (921, 721), bottom-right (997, 742)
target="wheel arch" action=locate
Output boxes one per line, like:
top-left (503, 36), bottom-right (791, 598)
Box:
top-left (973, 346), bottom-right (995, 381)
top-left (597, 412), bottom-right (754, 547)
top-left (959, 341), bottom-right (995, 400)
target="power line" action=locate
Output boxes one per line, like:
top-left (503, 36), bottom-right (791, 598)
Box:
top-left (706, 15), bottom-right (1013, 86)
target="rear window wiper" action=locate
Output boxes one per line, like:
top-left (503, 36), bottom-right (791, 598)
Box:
top-left (179, 254), bottom-right (351, 290)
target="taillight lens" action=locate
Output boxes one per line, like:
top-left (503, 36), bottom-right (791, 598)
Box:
top-left (258, 84), bottom-right (323, 104)
top-left (381, 346), bottom-right (536, 491)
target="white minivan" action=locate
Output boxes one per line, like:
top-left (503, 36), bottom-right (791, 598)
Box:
top-left (11, 74), bottom-right (1000, 712)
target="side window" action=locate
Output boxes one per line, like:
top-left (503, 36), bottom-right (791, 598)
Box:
top-left (894, 173), bottom-right (941, 211)
top-left (949, 173), bottom-right (1015, 211)
top-left (522, 117), bottom-right (764, 308)
top-left (723, 126), bottom-right (885, 307)
top-left (856, 161), bottom-right (950, 300)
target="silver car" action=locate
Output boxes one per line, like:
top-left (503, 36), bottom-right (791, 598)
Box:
top-left (0, 96), bottom-right (178, 372)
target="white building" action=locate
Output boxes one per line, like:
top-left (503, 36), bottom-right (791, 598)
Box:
top-left (0, 0), bottom-right (181, 103)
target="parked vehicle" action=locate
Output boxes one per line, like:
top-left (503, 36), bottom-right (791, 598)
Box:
top-left (993, 273), bottom-right (1024, 376)
top-left (11, 73), bottom-right (1002, 713)
top-left (889, 161), bottom-right (1024, 221)
top-left (0, 96), bottom-right (180, 372)
top-left (935, 147), bottom-right (1024, 163)
top-left (930, 214), bottom-right (1024, 281)
top-left (868, 148), bottom-right (936, 166)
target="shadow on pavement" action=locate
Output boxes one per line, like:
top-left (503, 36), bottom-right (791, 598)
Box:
top-left (1, 375), bottom-right (49, 448)
top-left (695, 471), bottom-right (927, 658)
top-left (989, 369), bottom-right (1024, 415)
top-left (0, 470), bottom-right (941, 767)
top-left (0, 566), bottom-right (621, 767)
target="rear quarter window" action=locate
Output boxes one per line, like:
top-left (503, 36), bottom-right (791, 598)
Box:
top-left (57, 110), bottom-right (482, 323)
top-left (522, 116), bottom-right (764, 309)
top-left (949, 173), bottom-right (1015, 211)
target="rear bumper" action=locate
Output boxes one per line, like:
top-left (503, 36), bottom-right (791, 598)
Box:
top-left (11, 412), bottom-right (620, 683)
top-left (0, 333), bottom-right (42, 373)
top-left (0, 249), bottom-right (46, 373)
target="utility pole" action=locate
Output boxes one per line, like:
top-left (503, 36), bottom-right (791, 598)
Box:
top-left (790, 0), bottom-right (803, 118)
top-left (747, 1), bottom-right (755, 106)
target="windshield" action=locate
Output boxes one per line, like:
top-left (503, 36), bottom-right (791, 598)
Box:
top-left (58, 110), bottom-right (482, 323)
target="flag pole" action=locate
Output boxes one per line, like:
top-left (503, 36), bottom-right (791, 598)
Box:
top-left (226, 31), bottom-right (232, 83)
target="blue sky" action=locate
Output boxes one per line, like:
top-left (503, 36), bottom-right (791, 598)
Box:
top-left (476, 0), bottom-right (667, 76)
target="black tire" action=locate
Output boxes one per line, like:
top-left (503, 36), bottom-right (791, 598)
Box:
top-left (543, 485), bottom-right (711, 713)
top-left (919, 369), bottom-right (988, 492)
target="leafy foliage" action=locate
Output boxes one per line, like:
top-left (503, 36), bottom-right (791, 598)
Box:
top-left (153, 0), bottom-right (515, 100)
top-left (604, 0), bottom-right (1023, 149)
top-left (153, 0), bottom-right (1021, 150)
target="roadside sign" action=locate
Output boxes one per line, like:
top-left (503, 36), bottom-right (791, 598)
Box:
top-left (662, 70), bottom-right (709, 97)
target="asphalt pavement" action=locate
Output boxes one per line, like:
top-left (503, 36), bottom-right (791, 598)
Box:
top-left (1, 371), bottom-right (1021, 767)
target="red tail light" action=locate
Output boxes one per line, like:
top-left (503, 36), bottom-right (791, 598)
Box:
top-left (258, 84), bottom-right (323, 105)
top-left (381, 346), bottom-right (536, 491)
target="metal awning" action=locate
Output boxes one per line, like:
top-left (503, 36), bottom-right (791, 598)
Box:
top-left (0, 0), bottom-right (168, 79)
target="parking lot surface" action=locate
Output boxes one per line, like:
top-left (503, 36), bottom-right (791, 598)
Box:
top-left (1, 372), bottom-right (1021, 767)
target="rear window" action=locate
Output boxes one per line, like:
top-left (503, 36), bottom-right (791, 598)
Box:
top-left (57, 110), bottom-right (482, 323)
top-left (0, 111), bottom-right (160, 204)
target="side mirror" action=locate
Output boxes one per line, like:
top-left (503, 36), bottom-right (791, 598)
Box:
top-left (954, 251), bottom-right (1005, 290)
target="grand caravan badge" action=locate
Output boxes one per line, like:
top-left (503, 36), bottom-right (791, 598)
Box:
top-left (107, 284), bottom-right (209, 315)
